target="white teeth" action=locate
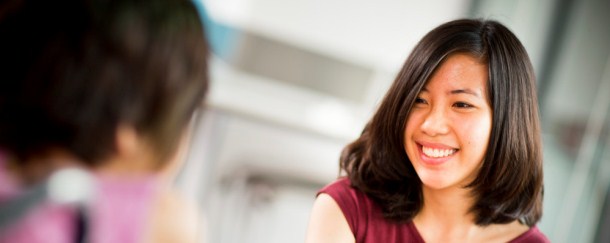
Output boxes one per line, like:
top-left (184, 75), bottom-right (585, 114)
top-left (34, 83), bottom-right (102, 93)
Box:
top-left (422, 146), bottom-right (456, 158)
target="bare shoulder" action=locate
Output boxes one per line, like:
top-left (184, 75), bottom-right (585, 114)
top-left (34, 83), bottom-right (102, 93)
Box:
top-left (503, 222), bottom-right (550, 243)
top-left (147, 189), bottom-right (201, 243)
top-left (305, 193), bottom-right (355, 243)
top-left (483, 220), bottom-right (532, 242)
top-left (506, 221), bottom-right (531, 239)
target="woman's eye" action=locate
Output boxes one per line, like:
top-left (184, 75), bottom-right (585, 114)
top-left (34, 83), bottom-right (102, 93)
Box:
top-left (453, 102), bottom-right (473, 108)
top-left (415, 97), bottom-right (427, 104)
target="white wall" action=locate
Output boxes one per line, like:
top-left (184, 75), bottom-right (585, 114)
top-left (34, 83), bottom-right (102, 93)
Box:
top-left (205, 0), bottom-right (471, 71)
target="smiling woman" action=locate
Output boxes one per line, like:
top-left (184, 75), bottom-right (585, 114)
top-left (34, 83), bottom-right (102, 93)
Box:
top-left (405, 53), bottom-right (492, 192)
top-left (305, 19), bottom-right (549, 243)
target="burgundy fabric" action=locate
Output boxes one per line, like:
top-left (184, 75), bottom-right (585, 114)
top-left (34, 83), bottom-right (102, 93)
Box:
top-left (318, 178), bottom-right (550, 243)
top-left (509, 226), bottom-right (550, 243)
top-left (318, 178), bottom-right (425, 243)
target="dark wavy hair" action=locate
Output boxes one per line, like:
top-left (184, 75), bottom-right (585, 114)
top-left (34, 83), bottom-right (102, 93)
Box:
top-left (0, 0), bottom-right (208, 167)
top-left (340, 19), bottom-right (543, 226)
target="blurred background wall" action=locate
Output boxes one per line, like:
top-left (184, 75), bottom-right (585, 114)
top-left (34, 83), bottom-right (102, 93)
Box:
top-left (177, 0), bottom-right (610, 242)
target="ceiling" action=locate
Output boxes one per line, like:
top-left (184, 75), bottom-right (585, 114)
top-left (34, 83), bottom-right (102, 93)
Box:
top-left (203, 0), bottom-right (471, 72)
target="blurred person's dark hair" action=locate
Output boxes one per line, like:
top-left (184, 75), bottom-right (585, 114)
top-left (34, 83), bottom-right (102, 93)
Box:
top-left (0, 0), bottom-right (208, 172)
top-left (0, 1), bottom-right (208, 241)
top-left (340, 19), bottom-right (543, 226)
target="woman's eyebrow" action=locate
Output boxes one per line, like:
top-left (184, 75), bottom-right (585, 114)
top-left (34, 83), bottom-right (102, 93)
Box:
top-left (449, 88), bottom-right (481, 98)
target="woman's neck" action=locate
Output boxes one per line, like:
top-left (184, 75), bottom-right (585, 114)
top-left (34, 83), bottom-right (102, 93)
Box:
top-left (413, 186), bottom-right (529, 242)
top-left (413, 185), bottom-right (480, 241)
top-left (413, 185), bottom-right (531, 242)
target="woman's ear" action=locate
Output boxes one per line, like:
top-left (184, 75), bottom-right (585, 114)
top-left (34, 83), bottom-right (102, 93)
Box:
top-left (115, 124), bottom-right (140, 157)
top-left (95, 124), bottom-right (157, 175)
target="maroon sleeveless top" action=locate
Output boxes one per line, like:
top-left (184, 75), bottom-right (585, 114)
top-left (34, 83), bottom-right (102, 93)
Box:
top-left (318, 178), bottom-right (550, 243)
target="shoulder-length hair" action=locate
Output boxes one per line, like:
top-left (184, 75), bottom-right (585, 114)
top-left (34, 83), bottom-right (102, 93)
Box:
top-left (340, 18), bottom-right (543, 226)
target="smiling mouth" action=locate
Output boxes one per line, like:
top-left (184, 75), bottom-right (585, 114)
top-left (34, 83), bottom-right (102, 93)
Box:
top-left (421, 146), bottom-right (458, 158)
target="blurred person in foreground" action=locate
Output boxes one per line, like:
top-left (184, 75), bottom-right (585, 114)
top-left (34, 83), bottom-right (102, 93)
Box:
top-left (0, 0), bottom-right (208, 242)
top-left (306, 19), bottom-right (549, 243)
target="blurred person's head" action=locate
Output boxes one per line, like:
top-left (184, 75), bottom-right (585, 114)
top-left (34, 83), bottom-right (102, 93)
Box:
top-left (341, 19), bottom-right (543, 226)
top-left (0, 0), bottom-right (208, 182)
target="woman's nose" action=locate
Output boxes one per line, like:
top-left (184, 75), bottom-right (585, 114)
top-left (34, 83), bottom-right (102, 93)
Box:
top-left (420, 107), bottom-right (450, 136)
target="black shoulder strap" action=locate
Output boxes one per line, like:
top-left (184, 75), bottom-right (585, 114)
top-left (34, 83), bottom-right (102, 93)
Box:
top-left (74, 206), bottom-right (88, 243)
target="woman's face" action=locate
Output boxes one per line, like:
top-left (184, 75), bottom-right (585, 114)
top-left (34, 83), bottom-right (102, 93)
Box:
top-left (404, 53), bottom-right (492, 191)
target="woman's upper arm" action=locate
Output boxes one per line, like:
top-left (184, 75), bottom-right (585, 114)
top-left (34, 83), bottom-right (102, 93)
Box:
top-left (305, 193), bottom-right (355, 243)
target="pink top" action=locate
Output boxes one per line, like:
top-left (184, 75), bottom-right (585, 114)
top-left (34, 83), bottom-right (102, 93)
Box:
top-left (319, 178), bottom-right (550, 243)
top-left (0, 152), bottom-right (158, 243)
